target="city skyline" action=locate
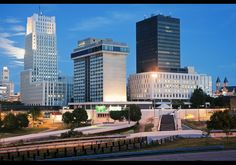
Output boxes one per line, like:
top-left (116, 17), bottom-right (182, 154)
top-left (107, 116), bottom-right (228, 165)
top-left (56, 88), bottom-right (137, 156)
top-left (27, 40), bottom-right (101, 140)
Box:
top-left (1, 4), bottom-right (236, 92)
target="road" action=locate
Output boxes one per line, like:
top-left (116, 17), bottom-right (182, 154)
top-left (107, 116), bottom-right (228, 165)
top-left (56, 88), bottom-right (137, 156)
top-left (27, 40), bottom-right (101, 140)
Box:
top-left (0, 122), bottom-right (136, 145)
top-left (103, 149), bottom-right (236, 161)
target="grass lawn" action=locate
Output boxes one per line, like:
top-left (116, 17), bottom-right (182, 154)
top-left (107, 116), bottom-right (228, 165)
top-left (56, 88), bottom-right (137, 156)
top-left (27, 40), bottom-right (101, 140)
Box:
top-left (135, 137), bottom-right (236, 151)
top-left (0, 127), bottom-right (48, 138)
top-left (182, 120), bottom-right (207, 130)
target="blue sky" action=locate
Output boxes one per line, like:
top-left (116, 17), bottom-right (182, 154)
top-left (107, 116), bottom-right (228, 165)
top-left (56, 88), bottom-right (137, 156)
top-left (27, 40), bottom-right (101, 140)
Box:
top-left (0, 4), bottom-right (236, 93)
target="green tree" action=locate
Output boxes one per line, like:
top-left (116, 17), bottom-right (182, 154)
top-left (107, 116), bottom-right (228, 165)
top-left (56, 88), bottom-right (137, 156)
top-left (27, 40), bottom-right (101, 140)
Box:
top-left (190, 87), bottom-right (207, 108)
top-left (16, 113), bottom-right (29, 128)
top-left (207, 110), bottom-right (235, 143)
top-left (62, 112), bottom-right (73, 125)
top-left (110, 111), bottom-right (124, 122)
top-left (205, 95), bottom-right (215, 108)
top-left (172, 100), bottom-right (185, 109)
top-left (124, 104), bottom-right (142, 123)
top-left (28, 107), bottom-right (41, 127)
top-left (214, 96), bottom-right (230, 108)
top-left (72, 108), bottom-right (88, 127)
top-left (3, 113), bottom-right (19, 130)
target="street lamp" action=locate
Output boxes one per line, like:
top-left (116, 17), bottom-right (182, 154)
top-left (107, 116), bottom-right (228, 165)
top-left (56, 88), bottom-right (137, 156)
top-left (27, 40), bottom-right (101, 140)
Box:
top-left (151, 73), bottom-right (158, 131)
top-left (151, 73), bottom-right (158, 117)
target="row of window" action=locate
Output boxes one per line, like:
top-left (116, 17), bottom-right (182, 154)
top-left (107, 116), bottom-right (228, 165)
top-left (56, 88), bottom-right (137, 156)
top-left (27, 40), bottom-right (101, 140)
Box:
top-left (132, 74), bottom-right (199, 81)
top-left (135, 93), bottom-right (191, 99)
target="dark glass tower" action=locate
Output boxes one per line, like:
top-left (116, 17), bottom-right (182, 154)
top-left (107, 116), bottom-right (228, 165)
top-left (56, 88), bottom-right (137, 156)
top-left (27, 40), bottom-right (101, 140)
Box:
top-left (136, 14), bottom-right (181, 73)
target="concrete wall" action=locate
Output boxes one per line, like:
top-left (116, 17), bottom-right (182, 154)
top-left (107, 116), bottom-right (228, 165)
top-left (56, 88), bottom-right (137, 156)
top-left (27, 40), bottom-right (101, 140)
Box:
top-left (177, 108), bottom-right (226, 121)
top-left (0, 136), bottom-right (148, 161)
top-left (58, 108), bottom-right (227, 125)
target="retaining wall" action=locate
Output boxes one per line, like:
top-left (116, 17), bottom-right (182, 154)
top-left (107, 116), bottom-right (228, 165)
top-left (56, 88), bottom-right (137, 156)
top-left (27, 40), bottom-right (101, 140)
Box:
top-left (0, 135), bottom-right (177, 161)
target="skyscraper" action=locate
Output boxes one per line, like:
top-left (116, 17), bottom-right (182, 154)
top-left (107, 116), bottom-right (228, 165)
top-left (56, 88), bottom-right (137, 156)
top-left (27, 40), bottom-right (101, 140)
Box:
top-left (20, 13), bottom-right (71, 106)
top-left (2, 66), bottom-right (9, 82)
top-left (129, 14), bottom-right (212, 102)
top-left (136, 14), bottom-right (180, 73)
top-left (71, 38), bottom-right (129, 103)
top-left (24, 13), bottom-right (58, 81)
top-left (0, 66), bottom-right (14, 100)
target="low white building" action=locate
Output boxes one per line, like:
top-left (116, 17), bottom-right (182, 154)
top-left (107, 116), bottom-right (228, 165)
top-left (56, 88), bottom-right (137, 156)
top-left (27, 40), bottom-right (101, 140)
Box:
top-left (128, 67), bottom-right (212, 101)
top-left (21, 70), bottom-right (68, 106)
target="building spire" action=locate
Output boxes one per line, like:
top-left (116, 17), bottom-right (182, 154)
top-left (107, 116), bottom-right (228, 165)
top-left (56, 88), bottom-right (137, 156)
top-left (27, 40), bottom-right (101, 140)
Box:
top-left (224, 77), bottom-right (228, 87)
top-left (216, 76), bottom-right (221, 83)
top-left (38, 5), bottom-right (43, 16)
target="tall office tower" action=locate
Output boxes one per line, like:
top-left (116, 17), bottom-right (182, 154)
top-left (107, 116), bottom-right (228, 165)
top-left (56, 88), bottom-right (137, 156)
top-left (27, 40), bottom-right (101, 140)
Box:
top-left (2, 66), bottom-right (9, 82)
top-left (0, 66), bottom-right (14, 100)
top-left (21, 13), bottom-right (66, 106)
top-left (71, 38), bottom-right (129, 103)
top-left (24, 13), bottom-right (58, 81)
top-left (136, 14), bottom-right (180, 73)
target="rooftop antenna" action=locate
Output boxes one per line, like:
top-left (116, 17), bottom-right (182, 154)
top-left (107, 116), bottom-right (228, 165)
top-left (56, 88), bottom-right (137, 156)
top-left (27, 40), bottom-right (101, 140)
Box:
top-left (38, 5), bottom-right (43, 15)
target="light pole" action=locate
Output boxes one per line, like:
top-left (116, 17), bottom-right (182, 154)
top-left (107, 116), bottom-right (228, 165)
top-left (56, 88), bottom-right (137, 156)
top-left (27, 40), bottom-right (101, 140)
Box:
top-left (151, 73), bottom-right (158, 118)
top-left (127, 107), bottom-right (130, 125)
top-left (151, 73), bottom-right (158, 130)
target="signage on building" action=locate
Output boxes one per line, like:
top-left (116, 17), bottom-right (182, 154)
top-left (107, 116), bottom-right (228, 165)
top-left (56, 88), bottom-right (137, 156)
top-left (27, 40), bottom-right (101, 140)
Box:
top-left (109, 106), bottom-right (122, 111)
top-left (96, 106), bottom-right (107, 113)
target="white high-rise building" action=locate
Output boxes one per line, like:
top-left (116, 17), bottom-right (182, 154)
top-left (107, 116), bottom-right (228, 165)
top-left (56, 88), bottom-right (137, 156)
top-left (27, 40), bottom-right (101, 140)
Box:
top-left (2, 66), bottom-right (9, 81)
top-left (0, 66), bottom-right (14, 101)
top-left (24, 13), bottom-right (58, 81)
top-left (71, 38), bottom-right (129, 103)
top-left (20, 13), bottom-right (70, 106)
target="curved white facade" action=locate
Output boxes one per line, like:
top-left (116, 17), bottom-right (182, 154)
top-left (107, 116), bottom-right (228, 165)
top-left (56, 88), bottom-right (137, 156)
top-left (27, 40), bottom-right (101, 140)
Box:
top-left (128, 68), bottom-right (212, 101)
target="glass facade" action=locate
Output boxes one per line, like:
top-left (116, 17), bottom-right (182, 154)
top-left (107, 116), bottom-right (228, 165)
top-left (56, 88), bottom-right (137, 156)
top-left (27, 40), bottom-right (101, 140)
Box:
top-left (90, 54), bottom-right (103, 102)
top-left (71, 45), bottom-right (129, 59)
top-left (136, 15), bottom-right (180, 73)
top-left (74, 59), bottom-right (86, 102)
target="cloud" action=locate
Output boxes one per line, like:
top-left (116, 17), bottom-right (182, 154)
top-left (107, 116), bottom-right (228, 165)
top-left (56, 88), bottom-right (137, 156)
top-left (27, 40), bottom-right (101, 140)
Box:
top-left (0, 33), bottom-right (25, 60)
top-left (4, 17), bottom-right (22, 24)
top-left (69, 12), bottom-right (135, 31)
top-left (13, 60), bottom-right (24, 67)
top-left (12, 32), bottom-right (25, 36)
top-left (11, 25), bottom-right (25, 32)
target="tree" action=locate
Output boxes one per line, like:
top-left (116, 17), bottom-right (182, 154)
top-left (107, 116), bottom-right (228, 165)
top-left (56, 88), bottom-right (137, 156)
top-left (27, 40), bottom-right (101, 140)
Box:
top-left (3, 113), bottom-right (19, 130)
top-left (190, 87), bottom-right (207, 108)
top-left (205, 95), bottom-right (215, 108)
top-left (172, 100), bottom-right (185, 109)
top-left (124, 104), bottom-right (142, 123)
top-left (62, 112), bottom-right (73, 125)
top-left (16, 113), bottom-right (29, 128)
top-left (110, 111), bottom-right (124, 122)
top-left (206, 110), bottom-right (235, 143)
top-left (72, 108), bottom-right (88, 127)
top-left (214, 96), bottom-right (230, 108)
top-left (28, 107), bottom-right (41, 127)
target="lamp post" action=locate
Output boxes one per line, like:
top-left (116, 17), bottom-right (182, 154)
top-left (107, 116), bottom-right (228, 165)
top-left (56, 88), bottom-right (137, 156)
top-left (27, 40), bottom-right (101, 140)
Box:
top-left (151, 73), bottom-right (158, 117)
top-left (151, 73), bottom-right (158, 130)
top-left (128, 107), bottom-right (130, 125)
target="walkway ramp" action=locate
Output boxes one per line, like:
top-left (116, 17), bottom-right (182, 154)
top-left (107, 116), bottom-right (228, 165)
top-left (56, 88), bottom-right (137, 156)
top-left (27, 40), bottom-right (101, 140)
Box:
top-left (160, 115), bottom-right (175, 131)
